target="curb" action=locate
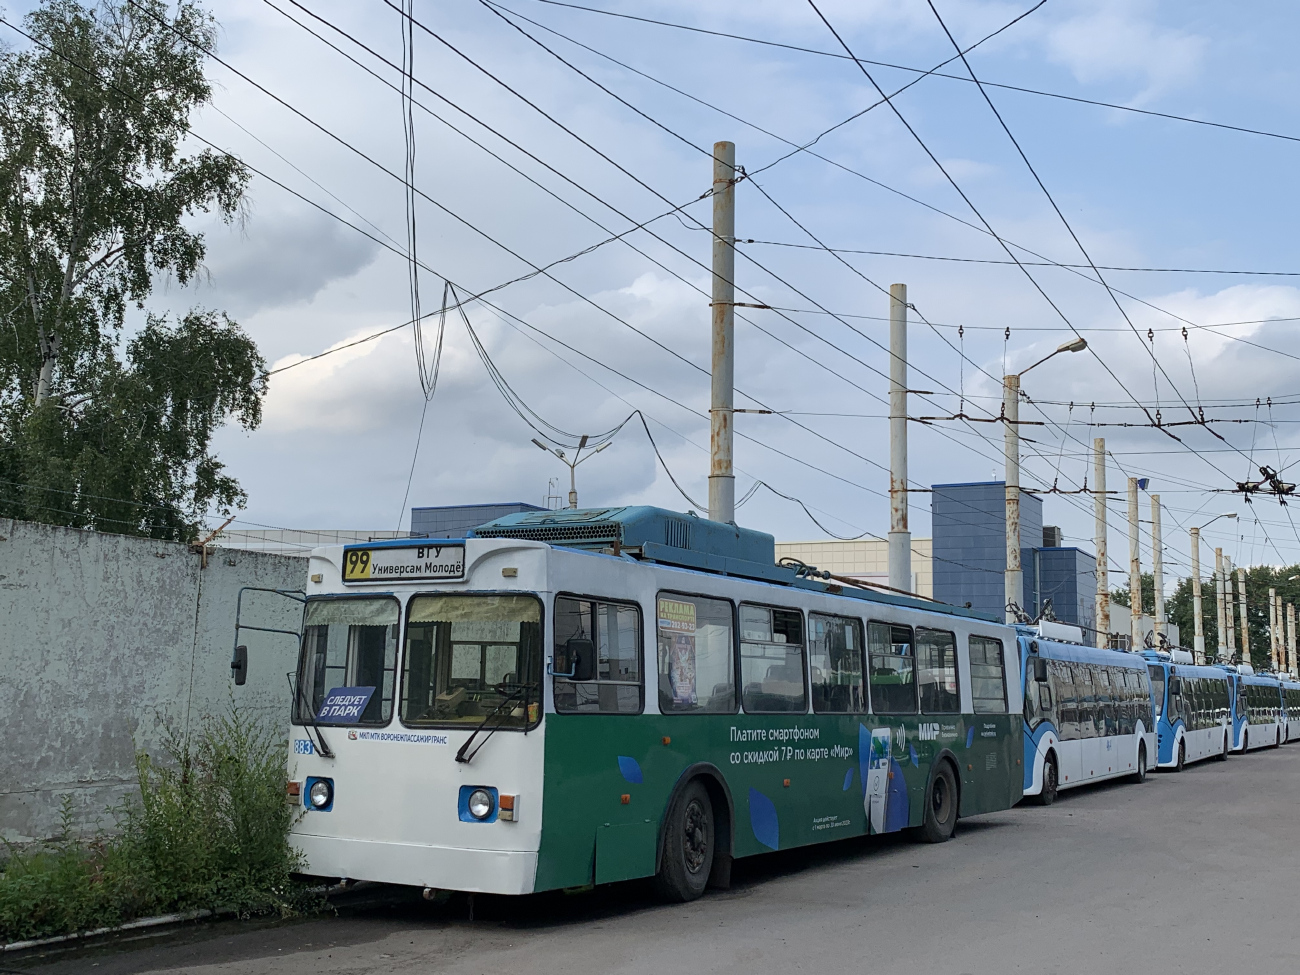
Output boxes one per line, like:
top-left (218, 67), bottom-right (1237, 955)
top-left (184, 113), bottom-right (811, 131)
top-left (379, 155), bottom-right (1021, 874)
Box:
top-left (1, 909), bottom-right (211, 953)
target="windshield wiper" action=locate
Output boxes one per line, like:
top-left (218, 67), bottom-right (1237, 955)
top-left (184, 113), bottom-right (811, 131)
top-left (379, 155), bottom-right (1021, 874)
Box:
top-left (455, 682), bottom-right (536, 764)
top-left (287, 672), bottom-right (335, 759)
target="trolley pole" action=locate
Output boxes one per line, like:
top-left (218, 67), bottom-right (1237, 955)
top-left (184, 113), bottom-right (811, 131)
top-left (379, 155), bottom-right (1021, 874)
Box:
top-left (1128, 477), bottom-right (1143, 649)
top-left (1004, 373), bottom-right (1022, 623)
top-left (1191, 527), bottom-right (1204, 663)
top-left (1215, 547), bottom-right (1227, 661)
top-left (1237, 567), bottom-right (1249, 668)
top-left (708, 140), bottom-right (736, 525)
top-left (1094, 438), bottom-right (1109, 649)
top-left (1151, 494), bottom-right (1166, 642)
top-left (1270, 588), bottom-right (1279, 671)
top-left (888, 283), bottom-right (911, 593)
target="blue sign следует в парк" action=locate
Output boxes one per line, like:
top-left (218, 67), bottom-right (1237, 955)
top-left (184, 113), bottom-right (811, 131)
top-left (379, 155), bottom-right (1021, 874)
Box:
top-left (317, 686), bottom-right (376, 723)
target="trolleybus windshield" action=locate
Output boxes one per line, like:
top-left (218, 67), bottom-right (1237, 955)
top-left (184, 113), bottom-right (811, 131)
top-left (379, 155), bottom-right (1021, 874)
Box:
top-left (400, 594), bottom-right (542, 728)
top-left (295, 596), bottom-right (399, 725)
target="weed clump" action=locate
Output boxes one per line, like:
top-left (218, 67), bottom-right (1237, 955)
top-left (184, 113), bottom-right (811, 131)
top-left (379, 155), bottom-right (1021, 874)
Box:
top-left (0, 706), bottom-right (312, 943)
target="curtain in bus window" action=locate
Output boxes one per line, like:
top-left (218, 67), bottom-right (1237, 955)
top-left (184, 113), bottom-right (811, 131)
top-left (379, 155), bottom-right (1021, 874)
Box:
top-left (657, 594), bottom-right (735, 714)
top-left (917, 628), bottom-right (959, 714)
top-left (867, 623), bottom-right (917, 714)
top-left (968, 636), bottom-right (1007, 714)
top-left (810, 614), bottom-right (866, 714)
top-left (401, 594), bottom-right (542, 728)
top-left (739, 605), bottom-right (807, 713)
top-left (552, 596), bottom-right (643, 714)
top-left (296, 597), bottom-right (400, 725)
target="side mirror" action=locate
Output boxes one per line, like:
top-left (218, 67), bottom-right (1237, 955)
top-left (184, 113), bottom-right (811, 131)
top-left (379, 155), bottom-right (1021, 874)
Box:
top-left (564, 637), bottom-right (597, 682)
top-left (1033, 657), bottom-right (1049, 683)
top-left (1038, 683), bottom-right (1054, 711)
top-left (1169, 677), bottom-right (1181, 695)
top-left (232, 645), bottom-right (248, 686)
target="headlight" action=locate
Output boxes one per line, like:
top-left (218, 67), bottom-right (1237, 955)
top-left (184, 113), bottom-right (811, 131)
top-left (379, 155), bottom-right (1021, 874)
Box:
top-left (467, 788), bottom-right (494, 820)
top-left (309, 778), bottom-right (333, 809)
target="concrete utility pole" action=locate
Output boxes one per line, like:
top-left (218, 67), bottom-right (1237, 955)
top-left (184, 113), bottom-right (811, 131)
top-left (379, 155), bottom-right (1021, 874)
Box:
top-left (1237, 567), bottom-right (1249, 668)
top-left (1288, 602), bottom-right (1296, 675)
top-left (1191, 527), bottom-right (1205, 663)
top-left (708, 140), bottom-right (736, 525)
top-left (888, 283), bottom-right (911, 593)
top-left (1128, 477), bottom-right (1143, 649)
top-left (1270, 588), bottom-right (1279, 671)
top-left (1151, 495), bottom-right (1166, 642)
top-left (1003, 373), bottom-right (1021, 622)
top-left (1004, 339), bottom-right (1086, 624)
top-left (1225, 559), bottom-right (1237, 660)
top-left (1094, 438), bottom-right (1109, 649)
top-left (1215, 547), bottom-right (1227, 661)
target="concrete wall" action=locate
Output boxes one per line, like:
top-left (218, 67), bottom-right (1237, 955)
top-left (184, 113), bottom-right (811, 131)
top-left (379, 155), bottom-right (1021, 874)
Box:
top-left (774, 538), bottom-right (934, 597)
top-left (0, 519), bottom-right (306, 844)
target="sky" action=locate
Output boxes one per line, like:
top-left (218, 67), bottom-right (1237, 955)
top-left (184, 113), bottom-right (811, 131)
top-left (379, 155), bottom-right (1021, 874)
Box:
top-left (14, 0), bottom-right (1300, 586)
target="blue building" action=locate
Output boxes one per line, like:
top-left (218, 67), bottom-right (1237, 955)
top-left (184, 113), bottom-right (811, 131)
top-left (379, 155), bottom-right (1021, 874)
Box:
top-left (410, 502), bottom-right (544, 538)
top-left (931, 481), bottom-right (1095, 630)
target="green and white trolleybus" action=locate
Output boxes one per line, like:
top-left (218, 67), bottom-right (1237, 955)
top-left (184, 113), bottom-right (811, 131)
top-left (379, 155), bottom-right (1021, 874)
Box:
top-left (263, 506), bottom-right (1024, 901)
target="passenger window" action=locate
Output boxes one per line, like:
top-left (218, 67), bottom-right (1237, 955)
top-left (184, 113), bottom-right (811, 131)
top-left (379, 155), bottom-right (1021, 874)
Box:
top-left (657, 593), bottom-right (736, 714)
top-left (1055, 661), bottom-right (1079, 740)
top-left (809, 613), bottom-right (866, 714)
top-left (868, 622), bottom-right (917, 714)
top-left (552, 596), bottom-right (643, 714)
top-left (917, 628), bottom-right (959, 714)
top-left (739, 604), bottom-right (807, 713)
top-left (968, 635), bottom-right (1007, 713)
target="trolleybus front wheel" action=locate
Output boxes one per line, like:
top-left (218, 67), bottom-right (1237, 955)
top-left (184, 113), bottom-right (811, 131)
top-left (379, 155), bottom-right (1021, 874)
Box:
top-left (1032, 753), bottom-right (1059, 806)
top-left (1174, 740), bottom-right (1185, 772)
top-left (916, 762), bottom-right (958, 843)
top-left (655, 780), bottom-right (714, 902)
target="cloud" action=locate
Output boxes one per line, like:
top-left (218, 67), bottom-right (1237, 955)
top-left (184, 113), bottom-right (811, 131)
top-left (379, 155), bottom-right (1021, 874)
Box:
top-left (1042, 1), bottom-right (1207, 105)
top-left (189, 204), bottom-right (380, 317)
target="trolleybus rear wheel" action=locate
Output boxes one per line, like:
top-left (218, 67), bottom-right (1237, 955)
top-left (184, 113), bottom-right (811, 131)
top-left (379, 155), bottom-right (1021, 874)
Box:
top-left (655, 780), bottom-right (714, 902)
top-left (1033, 753), bottom-right (1059, 806)
top-left (1128, 743), bottom-right (1147, 783)
top-left (917, 762), bottom-right (958, 843)
top-left (1174, 740), bottom-right (1185, 772)
top-left (1216, 733), bottom-right (1229, 761)
top-left (1276, 729), bottom-right (1282, 748)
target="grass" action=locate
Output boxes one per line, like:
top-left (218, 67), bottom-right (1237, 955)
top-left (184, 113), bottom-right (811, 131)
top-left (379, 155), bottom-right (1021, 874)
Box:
top-left (0, 705), bottom-right (315, 944)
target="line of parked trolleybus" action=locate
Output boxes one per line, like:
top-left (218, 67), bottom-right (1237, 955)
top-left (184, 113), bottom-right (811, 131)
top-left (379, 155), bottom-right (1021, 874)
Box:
top-left (246, 505), bottom-right (1300, 902)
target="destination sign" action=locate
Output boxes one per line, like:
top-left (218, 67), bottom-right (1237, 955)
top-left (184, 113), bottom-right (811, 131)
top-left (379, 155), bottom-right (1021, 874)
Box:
top-left (342, 543), bottom-right (465, 583)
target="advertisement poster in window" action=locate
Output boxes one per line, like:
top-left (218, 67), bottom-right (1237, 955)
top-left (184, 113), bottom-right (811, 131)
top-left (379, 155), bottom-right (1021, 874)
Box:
top-left (658, 598), bottom-right (697, 706)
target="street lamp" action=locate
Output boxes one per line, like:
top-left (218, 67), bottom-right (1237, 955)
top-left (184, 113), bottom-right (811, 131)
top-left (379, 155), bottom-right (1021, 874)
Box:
top-left (532, 434), bottom-right (611, 509)
top-left (1003, 337), bottom-right (1088, 622)
top-left (1190, 513), bottom-right (1237, 663)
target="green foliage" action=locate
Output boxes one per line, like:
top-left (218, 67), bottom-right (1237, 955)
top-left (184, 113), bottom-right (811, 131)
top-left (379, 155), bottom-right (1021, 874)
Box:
top-left (1165, 563), bottom-right (1300, 668)
top-left (0, 706), bottom-right (311, 944)
top-left (0, 0), bottom-right (262, 541)
top-left (1110, 571), bottom-right (1157, 615)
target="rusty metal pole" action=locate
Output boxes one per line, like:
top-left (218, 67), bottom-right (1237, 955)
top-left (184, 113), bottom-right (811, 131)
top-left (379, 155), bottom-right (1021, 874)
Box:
top-left (708, 141), bottom-right (736, 524)
top-left (1128, 477), bottom-right (1143, 649)
top-left (1191, 527), bottom-right (1205, 663)
top-left (1152, 494), bottom-right (1166, 642)
top-left (888, 284), bottom-right (911, 592)
top-left (1094, 438), bottom-right (1109, 648)
top-left (1003, 374), bottom-right (1021, 623)
top-left (1215, 548), bottom-right (1228, 661)
top-left (1237, 567), bottom-right (1249, 668)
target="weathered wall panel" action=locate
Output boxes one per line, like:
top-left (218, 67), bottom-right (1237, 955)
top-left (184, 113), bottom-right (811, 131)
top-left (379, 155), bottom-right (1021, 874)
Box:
top-left (0, 519), bottom-right (305, 843)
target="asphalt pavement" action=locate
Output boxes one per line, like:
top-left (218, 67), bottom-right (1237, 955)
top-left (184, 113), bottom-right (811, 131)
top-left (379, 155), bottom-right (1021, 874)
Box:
top-left (13, 743), bottom-right (1300, 975)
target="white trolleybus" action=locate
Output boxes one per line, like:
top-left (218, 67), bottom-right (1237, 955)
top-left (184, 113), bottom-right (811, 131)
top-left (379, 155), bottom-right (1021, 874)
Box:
top-left (235, 506), bottom-right (1025, 901)
top-left (1020, 623), bottom-right (1156, 804)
